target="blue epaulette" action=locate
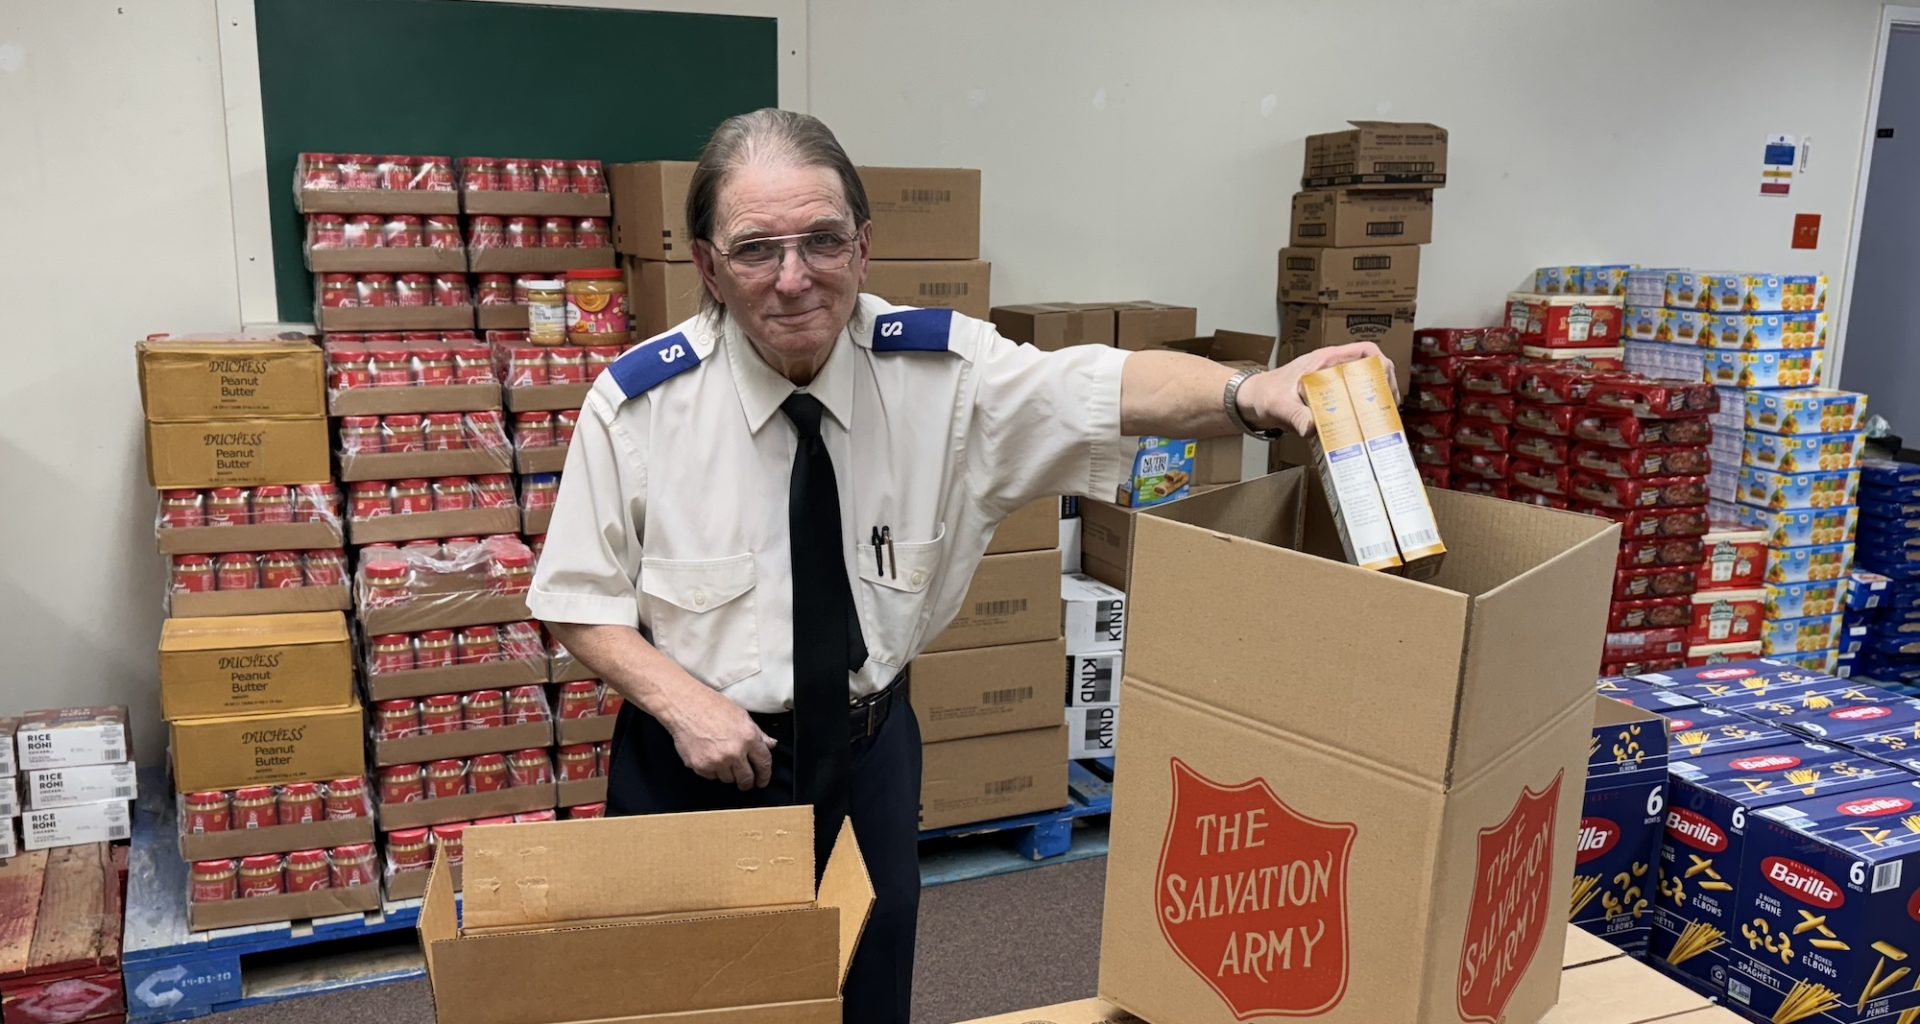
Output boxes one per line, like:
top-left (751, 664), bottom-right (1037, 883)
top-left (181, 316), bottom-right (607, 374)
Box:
top-left (609, 333), bottom-right (700, 399)
top-left (872, 308), bottom-right (954, 353)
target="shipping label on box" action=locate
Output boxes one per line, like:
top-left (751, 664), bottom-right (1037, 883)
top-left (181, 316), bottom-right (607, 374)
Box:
top-left (1068, 652), bottom-right (1122, 706)
top-left (169, 704), bottom-right (365, 792)
top-left (16, 706), bottom-right (128, 771)
top-left (158, 612), bottom-right (355, 720)
top-left (920, 726), bottom-right (1068, 830)
top-left (1062, 573), bottom-right (1125, 654)
top-left (1067, 704), bottom-right (1118, 759)
top-left (22, 799), bottom-right (132, 850)
top-left (137, 334), bottom-right (325, 421)
top-left (864, 260), bottom-right (992, 321)
top-left (145, 417), bottom-right (331, 489)
top-left (1575, 698), bottom-right (1670, 957)
top-left (923, 549), bottom-right (1062, 654)
top-left (23, 762), bottom-right (138, 810)
top-left (0, 785), bottom-right (15, 818)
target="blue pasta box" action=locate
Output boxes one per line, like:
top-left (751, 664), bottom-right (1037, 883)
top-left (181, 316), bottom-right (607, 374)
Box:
top-left (1767, 544), bottom-right (1857, 586)
top-left (1706, 348), bottom-right (1826, 389)
top-left (1667, 707), bottom-right (1799, 758)
top-left (1698, 311), bottom-right (1830, 351)
top-left (1767, 579), bottom-right (1850, 621)
top-left (1778, 648), bottom-right (1843, 673)
top-left (1836, 651), bottom-right (1857, 679)
top-left (1841, 623), bottom-right (1869, 657)
top-left (1859, 502), bottom-right (1920, 531)
top-left (1760, 614), bottom-right (1847, 657)
top-left (1622, 305), bottom-right (1668, 341)
top-left (1575, 697), bottom-right (1673, 955)
top-left (1638, 658), bottom-right (1842, 698)
top-left (1665, 270), bottom-right (1716, 311)
top-left (1655, 740), bottom-right (1902, 990)
top-left (1724, 779), bottom-right (1920, 1024)
top-left (1121, 436), bottom-right (1194, 508)
top-left (1850, 572), bottom-right (1893, 612)
top-left (1597, 674), bottom-right (1706, 715)
top-left (1736, 504), bottom-right (1860, 549)
top-left (1746, 389), bottom-right (1869, 436)
top-left (1743, 431), bottom-right (1868, 474)
top-left (1739, 465), bottom-right (1861, 512)
top-left (1858, 545), bottom-right (1920, 581)
top-left (1728, 684), bottom-right (1917, 741)
top-left (1864, 462), bottom-right (1920, 488)
top-left (1704, 271), bottom-right (1829, 314)
top-left (1582, 264), bottom-right (1634, 297)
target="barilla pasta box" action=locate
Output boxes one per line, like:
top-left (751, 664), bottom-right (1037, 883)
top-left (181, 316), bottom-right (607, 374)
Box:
top-left (1121, 437), bottom-right (1194, 509)
top-left (1736, 505), bottom-right (1860, 549)
top-left (1575, 697), bottom-right (1671, 956)
top-left (1724, 779), bottom-right (1920, 1023)
top-left (1747, 389), bottom-right (1869, 436)
top-left (1698, 311), bottom-right (1830, 351)
top-left (1707, 348), bottom-right (1827, 389)
top-left (1598, 675), bottom-right (1705, 714)
top-left (1769, 543), bottom-right (1857, 586)
top-left (1864, 461), bottom-right (1920, 489)
top-left (1847, 722), bottom-right (1920, 772)
top-left (1667, 707), bottom-right (1799, 758)
top-left (1768, 579), bottom-right (1850, 621)
top-left (1301, 364), bottom-right (1401, 571)
top-left (1739, 466), bottom-right (1862, 512)
top-left (1760, 613), bottom-right (1847, 657)
top-left (1341, 355), bottom-right (1445, 577)
top-left (1637, 658), bottom-right (1843, 702)
top-left (1655, 741), bottom-right (1902, 990)
top-left (1733, 685), bottom-right (1920, 742)
top-left (1743, 431), bottom-right (1868, 474)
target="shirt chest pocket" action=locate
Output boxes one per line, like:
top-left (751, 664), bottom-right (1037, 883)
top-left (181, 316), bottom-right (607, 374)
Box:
top-left (638, 553), bottom-right (760, 690)
top-left (856, 524), bottom-right (945, 667)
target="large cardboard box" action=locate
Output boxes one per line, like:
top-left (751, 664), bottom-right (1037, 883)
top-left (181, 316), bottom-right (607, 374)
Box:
top-left (1281, 302), bottom-right (1416, 398)
top-left (1289, 190), bottom-right (1435, 248)
top-left (625, 257), bottom-right (704, 340)
top-left (1302, 121), bottom-right (1449, 189)
top-left (956, 999), bottom-right (1141, 1023)
top-left (136, 334), bottom-right (325, 421)
top-left (145, 417), bottom-right (331, 488)
top-left (168, 704), bottom-right (364, 793)
top-left (863, 259), bottom-right (991, 320)
top-left (609, 160), bottom-right (696, 261)
top-left (1108, 302), bottom-right (1199, 351)
top-left (417, 808), bottom-right (865, 1023)
top-left (1156, 330), bottom-right (1275, 371)
top-left (1097, 470), bottom-right (1619, 1024)
top-left (921, 725), bottom-right (1068, 829)
top-left (986, 497), bottom-right (1059, 555)
top-left (157, 612), bottom-right (354, 720)
top-left (1077, 489), bottom-right (1226, 593)
top-left (1277, 246), bottom-right (1421, 305)
top-left (922, 549), bottom-right (1061, 654)
top-left (912, 638), bottom-right (1066, 743)
top-left (858, 166), bottom-right (981, 260)
top-left (991, 303), bottom-right (1116, 351)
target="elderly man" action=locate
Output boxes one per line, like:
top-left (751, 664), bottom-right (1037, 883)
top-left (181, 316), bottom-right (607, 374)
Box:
top-left (526, 108), bottom-right (1378, 1022)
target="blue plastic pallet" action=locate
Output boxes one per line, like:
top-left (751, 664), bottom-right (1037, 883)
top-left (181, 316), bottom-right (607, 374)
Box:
top-left (121, 785), bottom-right (432, 1024)
top-left (917, 759), bottom-right (1113, 861)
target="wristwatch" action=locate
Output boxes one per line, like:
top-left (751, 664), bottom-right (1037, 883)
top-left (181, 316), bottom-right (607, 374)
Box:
top-left (1223, 367), bottom-right (1286, 440)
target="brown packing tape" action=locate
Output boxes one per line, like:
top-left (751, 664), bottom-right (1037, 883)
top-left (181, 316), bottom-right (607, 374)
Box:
top-left (462, 192), bottom-right (612, 218)
top-left (355, 592), bottom-right (532, 636)
top-left (306, 248), bottom-right (468, 274)
top-left (467, 247), bottom-right (617, 275)
top-left (365, 658), bottom-right (548, 702)
top-left (515, 446), bottom-right (570, 475)
top-left (348, 507), bottom-right (521, 546)
top-left (178, 813), bottom-right (374, 862)
top-left (556, 716), bottom-right (617, 745)
top-left (188, 879), bottom-right (381, 931)
top-left (167, 585), bottom-right (352, 619)
top-left (328, 383), bottom-right (503, 417)
top-left (316, 305), bottom-right (475, 332)
top-left (505, 383), bottom-right (592, 413)
top-left (296, 189), bottom-right (459, 215)
top-left (373, 720), bottom-right (555, 767)
top-left (156, 520), bottom-right (343, 556)
top-left (557, 777), bottom-right (609, 807)
top-left (378, 782), bottom-right (557, 831)
top-left (338, 448), bottom-right (513, 483)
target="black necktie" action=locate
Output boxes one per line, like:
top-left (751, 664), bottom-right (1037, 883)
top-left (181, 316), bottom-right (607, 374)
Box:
top-left (781, 392), bottom-right (867, 873)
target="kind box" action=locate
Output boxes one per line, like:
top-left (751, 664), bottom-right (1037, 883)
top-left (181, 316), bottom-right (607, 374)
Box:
top-left (1098, 470), bottom-right (1618, 1024)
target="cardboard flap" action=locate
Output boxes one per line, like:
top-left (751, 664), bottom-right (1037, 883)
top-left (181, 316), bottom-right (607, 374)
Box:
top-left (460, 806), bottom-right (815, 931)
top-left (1560, 924), bottom-right (1623, 968)
top-left (159, 611), bottom-right (348, 652)
top-left (816, 817), bottom-right (874, 990)
top-left (1349, 119), bottom-right (1446, 132)
top-left (420, 844), bottom-right (459, 979)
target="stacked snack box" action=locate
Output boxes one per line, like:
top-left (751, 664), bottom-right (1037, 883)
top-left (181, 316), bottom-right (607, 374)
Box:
top-left (1062, 574), bottom-right (1125, 759)
top-left (1854, 461), bottom-right (1920, 685)
top-left (1279, 121), bottom-right (1446, 399)
top-left (15, 707), bottom-right (135, 854)
top-left (1406, 326), bottom-right (1522, 497)
top-left (1732, 388), bottom-right (1868, 677)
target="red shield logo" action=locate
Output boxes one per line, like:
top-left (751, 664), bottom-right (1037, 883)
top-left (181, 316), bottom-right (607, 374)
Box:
top-left (1155, 758), bottom-right (1358, 1019)
top-left (1457, 772), bottom-right (1563, 1024)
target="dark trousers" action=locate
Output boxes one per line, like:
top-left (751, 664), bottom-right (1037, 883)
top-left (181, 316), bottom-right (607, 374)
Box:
top-left (605, 696), bottom-right (923, 1024)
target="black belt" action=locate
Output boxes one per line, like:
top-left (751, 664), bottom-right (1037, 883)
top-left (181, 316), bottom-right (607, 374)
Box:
top-left (751, 670), bottom-right (908, 746)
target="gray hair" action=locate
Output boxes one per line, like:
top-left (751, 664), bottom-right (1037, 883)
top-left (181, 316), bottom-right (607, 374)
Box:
top-left (687, 109), bottom-right (871, 320)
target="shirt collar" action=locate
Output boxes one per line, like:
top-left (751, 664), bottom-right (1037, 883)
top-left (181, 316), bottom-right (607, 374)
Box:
top-left (725, 315), bottom-right (856, 434)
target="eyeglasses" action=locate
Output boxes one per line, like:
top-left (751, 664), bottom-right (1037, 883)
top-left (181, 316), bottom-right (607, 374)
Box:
top-left (713, 230), bottom-right (857, 278)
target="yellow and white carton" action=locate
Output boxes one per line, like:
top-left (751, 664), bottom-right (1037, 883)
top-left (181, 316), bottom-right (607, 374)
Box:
top-left (1344, 355), bottom-right (1447, 577)
top-left (1302, 366), bottom-right (1401, 571)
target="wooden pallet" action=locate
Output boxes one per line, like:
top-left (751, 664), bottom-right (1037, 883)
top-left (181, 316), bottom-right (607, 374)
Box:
top-left (917, 759), bottom-right (1113, 861)
top-left (0, 842), bottom-right (130, 1024)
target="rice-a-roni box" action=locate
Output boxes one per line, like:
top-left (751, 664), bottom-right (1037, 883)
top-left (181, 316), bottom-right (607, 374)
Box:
top-left (1097, 469), bottom-right (1618, 1024)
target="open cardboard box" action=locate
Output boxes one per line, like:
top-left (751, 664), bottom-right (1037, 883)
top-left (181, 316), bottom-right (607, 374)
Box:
top-left (179, 813), bottom-right (374, 862)
top-left (1097, 468), bottom-right (1618, 1024)
top-left (168, 584), bottom-right (351, 619)
top-left (348, 506), bottom-right (520, 546)
top-left (373, 720), bottom-right (554, 768)
top-left (514, 445), bottom-right (569, 475)
top-left (418, 807), bottom-right (867, 1024)
top-left (306, 248), bottom-right (467, 274)
top-left (462, 192), bottom-right (611, 218)
top-left (329, 383), bottom-right (503, 417)
top-left (556, 777), bottom-right (608, 808)
top-left (505, 383), bottom-right (592, 413)
top-left (189, 877), bottom-right (381, 932)
top-left (156, 520), bottom-right (343, 556)
top-left (339, 447), bottom-right (513, 483)
top-left (316, 305), bottom-right (475, 332)
top-left (365, 656), bottom-right (547, 702)
top-left (467, 247), bottom-right (617, 275)
top-left (379, 783), bottom-right (556, 832)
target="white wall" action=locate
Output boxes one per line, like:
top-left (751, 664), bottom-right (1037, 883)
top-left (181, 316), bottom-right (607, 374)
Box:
top-left (1841, 27), bottom-right (1920, 436)
top-left (0, 0), bottom-right (1894, 765)
top-left (811, 0), bottom-right (1884, 333)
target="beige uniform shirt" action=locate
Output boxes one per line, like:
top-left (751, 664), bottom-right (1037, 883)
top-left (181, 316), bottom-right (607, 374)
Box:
top-left (526, 295), bottom-right (1133, 713)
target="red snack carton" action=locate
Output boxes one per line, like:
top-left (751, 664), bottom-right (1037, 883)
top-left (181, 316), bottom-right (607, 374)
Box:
top-left (1619, 537), bottom-right (1706, 569)
top-left (1586, 377), bottom-right (1719, 418)
top-left (1416, 463), bottom-right (1450, 488)
top-left (1572, 444), bottom-right (1712, 479)
top-left (1509, 293), bottom-right (1624, 347)
top-left (1411, 437), bottom-right (1451, 467)
top-left (1509, 457), bottom-right (1569, 496)
top-left (1509, 486), bottom-right (1569, 510)
top-left (1458, 394), bottom-right (1516, 424)
top-left (1615, 564), bottom-right (1698, 600)
top-left (1403, 411), bottom-right (1454, 441)
top-left (1571, 410), bottom-right (1712, 448)
top-left (1604, 627), bottom-right (1688, 662)
top-left (1410, 359), bottom-right (1456, 388)
top-left (1514, 364), bottom-right (1601, 405)
top-left (1514, 402), bottom-right (1578, 437)
top-left (1570, 473), bottom-right (1709, 509)
top-left (1511, 430), bottom-right (1570, 465)
top-left (1456, 478), bottom-right (1510, 499)
top-left (1452, 417), bottom-right (1509, 451)
top-left (1456, 356), bottom-right (1520, 395)
top-left (1410, 385), bottom-right (1455, 414)
top-left (1581, 504), bottom-right (1712, 540)
top-left (1608, 596), bottom-right (1691, 631)
top-left (1687, 588), bottom-right (1766, 646)
top-left (1602, 657), bottom-right (1686, 677)
top-left (1683, 641), bottom-right (1761, 667)
top-left (1696, 526), bottom-right (1767, 590)
top-left (1413, 326), bottom-right (1522, 357)
top-left (1520, 346), bottom-right (1625, 371)
top-left (1451, 449), bottom-right (1509, 481)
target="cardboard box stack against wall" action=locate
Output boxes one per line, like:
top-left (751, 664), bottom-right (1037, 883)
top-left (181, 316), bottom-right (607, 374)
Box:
top-left (610, 162), bottom-right (989, 337)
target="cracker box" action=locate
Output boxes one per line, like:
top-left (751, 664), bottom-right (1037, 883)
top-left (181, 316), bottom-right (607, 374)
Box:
top-left (1738, 466), bottom-right (1861, 511)
top-left (1097, 471), bottom-right (1617, 1024)
top-left (1768, 543), bottom-right (1857, 585)
top-left (1735, 505), bottom-right (1861, 549)
top-left (1690, 589), bottom-right (1766, 646)
top-left (1746, 389), bottom-right (1869, 436)
top-left (1760, 613), bottom-right (1846, 656)
top-left (1623, 305), bottom-right (1668, 341)
top-left (21, 799), bottom-right (134, 851)
top-left (1697, 311), bottom-right (1829, 351)
top-left (1067, 703), bottom-right (1118, 759)
top-left (1704, 272), bottom-right (1829, 314)
top-left (1121, 437), bottom-right (1194, 508)
top-left (1507, 293), bottom-right (1625, 348)
top-left (16, 706), bottom-right (130, 771)
top-left (1742, 431), bottom-right (1866, 474)
top-left (1706, 348), bottom-right (1826, 389)
top-left (1767, 579), bottom-right (1850, 621)
top-left (1068, 652), bottom-right (1123, 707)
top-left (22, 761), bottom-right (138, 810)
top-left (1654, 741), bottom-right (1902, 989)
top-left (1574, 697), bottom-right (1671, 956)
top-left (1724, 779), bottom-right (1920, 1023)
top-left (1061, 573), bottom-right (1126, 654)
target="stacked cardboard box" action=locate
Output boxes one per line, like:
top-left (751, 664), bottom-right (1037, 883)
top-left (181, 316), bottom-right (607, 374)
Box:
top-left (1849, 461), bottom-right (1920, 683)
top-left (1278, 121), bottom-right (1446, 401)
top-left (15, 707), bottom-right (135, 854)
top-left (914, 498), bottom-right (1068, 830)
top-left (611, 162), bottom-right (989, 336)
top-left (0, 717), bottom-right (14, 858)
top-left (1061, 574), bottom-right (1125, 759)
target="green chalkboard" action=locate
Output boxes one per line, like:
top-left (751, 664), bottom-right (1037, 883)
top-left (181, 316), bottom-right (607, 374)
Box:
top-left (255, 0), bottom-right (779, 321)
